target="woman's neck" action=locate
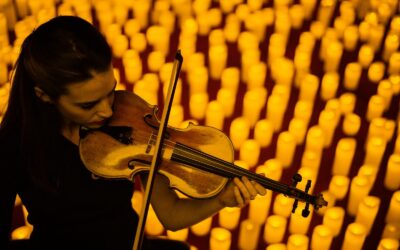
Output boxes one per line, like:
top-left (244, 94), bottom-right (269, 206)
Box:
top-left (61, 123), bottom-right (80, 145)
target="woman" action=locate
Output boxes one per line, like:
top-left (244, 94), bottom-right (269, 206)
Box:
top-left (0, 16), bottom-right (266, 250)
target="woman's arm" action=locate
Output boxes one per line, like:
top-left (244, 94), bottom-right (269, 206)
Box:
top-left (141, 174), bottom-right (266, 231)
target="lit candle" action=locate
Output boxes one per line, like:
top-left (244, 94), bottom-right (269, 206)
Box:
top-left (305, 126), bottom-right (324, 157)
top-left (318, 110), bottom-right (337, 147)
top-left (221, 67), bottom-right (240, 94)
top-left (384, 120), bottom-right (396, 142)
top-left (366, 95), bottom-right (385, 121)
top-left (364, 136), bottom-right (386, 168)
top-left (339, 92), bottom-right (356, 115)
top-left (385, 191), bottom-right (400, 225)
top-left (272, 83), bottom-right (291, 109)
top-left (343, 113), bottom-right (361, 136)
top-left (191, 217), bottom-right (212, 236)
top-left (247, 62), bottom-right (267, 90)
top-left (294, 100), bottom-right (313, 127)
top-left (355, 196), bottom-right (380, 234)
top-left (147, 51), bottom-right (165, 72)
top-left (358, 44), bottom-right (375, 68)
top-left (388, 52), bottom-right (400, 75)
top-left (384, 154), bottom-right (400, 190)
top-left (310, 21), bottom-right (326, 39)
top-left (266, 95), bottom-right (286, 132)
top-left (242, 89), bottom-right (265, 127)
top-left (223, 14), bottom-right (240, 42)
top-left (367, 62), bottom-right (385, 83)
top-left (188, 66), bottom-right (208, 95)
top-left (266, 243), bottom-right (287, 250)
top-left (324, 41), bottom-right (343, 72)
top-left (287, 234), bottom-right (309, 250)
top-left (130, 32), bottom-right (147, 52)
top-left (205, 101), bottom-right (224, 130)
top-left (301, 0), bottom-right (317, 19)
top-left (311, 225), bottom-right (333, 250)
top-left (264, 215), bottom-right (287, 244)
top-left (383, 33), bottom-right (399, 61)
top-left (347, 176), bottom-right (370, 216)
top-left (249, 191), bottom-right (272, 224)
top-left (114, 4), bottom-right (129, 25)
top-left (390, 75), bottom-right (400, 95)
top-left (259, 159), bottom-right (283, 181)
top-left (378, 80), bottom-right (393, 111)
top-left (219, 207), bottom-right (241, 230)
top-left (328, 175), bottom-right (349, 200)
top-left (168, 105), bottom-right (184, 128)
top-left (344, 62), bottom-right (362, 90)
top-left (288, 118), bottom-right (307, 145)
top-left (289, 203), bottom-right (313, 235)
top-left (230, 117), bottom-right (250, 150)
top-left (358, 21), bottom-right (370, 42)
top-left (209, 227), bottom-right (231, 250)
top-left (299, 74), bottom-right (319, 103)
top-left (145, 205), bottom-right (164, 236)
top-left (209, 44), bottom-right (227, 80)
top-left (323, 207), bottom-right (345, 237)
top-left (320, 28), bottom-right (337, 61)
top-left (301, 150), bottom-right (321, 172)
top-left (331, 138), bottom-right (356, 176)
top-left (276, 131), bottom-right (296, 168)
top-left (240, 139), bottom-right (261, 168)
top-left (273, 194), bottom-right (294, 218)
top-left (254, 119), bottom-right (274, 148)
top-left (341, 223), bottom-right (367, 250)
top-left (369, 25), bottom-right (385, 51)
top-left (274, 55), bottom-right (294, 88)
top-left (377, 238), bottom-right (399, 250)
top-left (382, 223), bottom-right (400, 239)
top-left (290, 4), bottom-right (305, 29)
top-left (216, 88), bottom-right (235, 118)
top-left (321, 72), bottom-right (339, 101)
top-left (186, 52), bottom-right (205, 73)
top-left (241, 49), bottom-right (260, 83)
top-left (124, 19), bottom-right (141, 38)
top-left (343, 25), bottom-right (358, 51)
top-left (189, 92), bottom-right (209, 120)
top-left (357, 165), bottom-right (378, 190)
top-left (238, 219), bottom-right (261, 250)
top-left (167, 228), bottom-right (188, 241)
top-left (367, 117), bottom-right (386, 141)
top-left (132, 0), bottom-right (150, 28)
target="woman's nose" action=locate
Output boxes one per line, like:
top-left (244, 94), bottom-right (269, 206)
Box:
top-left (96, 98), bottom-right (113, 118)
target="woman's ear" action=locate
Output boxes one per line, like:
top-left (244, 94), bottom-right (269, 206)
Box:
top-left (34, 86), bottom-right (52, 103)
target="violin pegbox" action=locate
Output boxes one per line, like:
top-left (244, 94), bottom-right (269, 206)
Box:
top-left (290, 173), bottom-right (313, 218)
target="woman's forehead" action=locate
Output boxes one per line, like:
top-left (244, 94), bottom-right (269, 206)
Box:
top-left (63, 68), bottom-right (115, 102)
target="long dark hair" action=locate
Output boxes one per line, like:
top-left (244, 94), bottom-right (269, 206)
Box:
top-left (0, 16), bottom-right (112, 192)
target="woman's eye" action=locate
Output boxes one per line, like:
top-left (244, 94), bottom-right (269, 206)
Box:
top-left (80, 103), bottom-right (96, 110)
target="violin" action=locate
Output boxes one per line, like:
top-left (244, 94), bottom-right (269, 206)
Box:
top-left (79, 90), bottom-right (328, 217)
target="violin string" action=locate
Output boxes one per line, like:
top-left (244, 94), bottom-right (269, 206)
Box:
top-left (107, 129), bottom-right (308, 198)
top-left (132, 131), bottom-right (297, 194)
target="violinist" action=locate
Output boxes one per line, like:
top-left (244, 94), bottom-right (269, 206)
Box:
top-left (0, 16), bottom-right (266, 250)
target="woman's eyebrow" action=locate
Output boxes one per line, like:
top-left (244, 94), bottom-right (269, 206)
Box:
top-left (75, 80), bottom-right (117, 105)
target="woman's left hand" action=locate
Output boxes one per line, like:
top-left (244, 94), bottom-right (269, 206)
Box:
top-left (218, 176), bottom-right (266, 208)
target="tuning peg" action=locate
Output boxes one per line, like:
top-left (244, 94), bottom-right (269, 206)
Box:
top-left (292, 199), bottom-right (299, 214)
top-left (291, 173), bottom-right (302, 187)
top-left (302, 204), bottom-right (310, 217)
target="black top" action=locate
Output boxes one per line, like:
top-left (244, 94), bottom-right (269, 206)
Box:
top-left (0, 132), bottom-right (138, 250)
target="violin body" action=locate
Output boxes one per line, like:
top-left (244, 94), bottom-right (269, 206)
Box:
top-left (79, 90), bottom-right (230, 198)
